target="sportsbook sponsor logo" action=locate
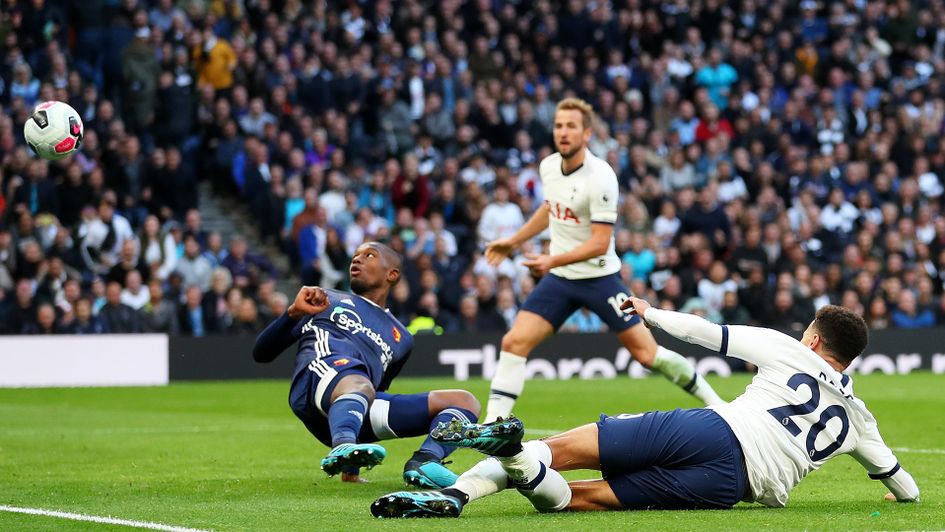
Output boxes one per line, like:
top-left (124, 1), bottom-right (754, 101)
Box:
top-left (327, 307), bottom-right (394, 368)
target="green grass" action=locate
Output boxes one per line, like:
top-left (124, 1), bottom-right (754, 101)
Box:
top-left (0, 374), bottom-right (942, 531)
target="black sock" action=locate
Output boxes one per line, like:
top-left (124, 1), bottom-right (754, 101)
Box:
top-left (406, 450), bottom-right (439, 467)
top-left (441, 488), bottom-right (470, 505)
top-left (492, 442), bottom-right (523, 458)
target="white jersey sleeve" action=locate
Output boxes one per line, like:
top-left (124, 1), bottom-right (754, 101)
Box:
top-left (642, 307), bottom-right (918, 508)
top-left (849, 411), bottom-right (920, 501)
top-left (587, 161), bottom-right (619, 225)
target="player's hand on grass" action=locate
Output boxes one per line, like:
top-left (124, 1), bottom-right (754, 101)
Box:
top-left (485, 238), bottom-right (516, 265)
top-left (620, 296), bottom-right (652, 326)
top-left (522, 253), bottom-right (555, 276)
top-left (885, 491), bottom-right (919, 502)
top-left (288, 286), bottom-right (329, 319)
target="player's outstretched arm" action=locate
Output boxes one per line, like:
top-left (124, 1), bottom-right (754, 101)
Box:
top-left (621, 296), bottom-right (725, 351)
top-left (485, 203), bottom-right (550, 265)
top-left (253, 287), bottom-right (329, 363)
top-left (622, 296), bottom-right (792, 368)
top-left (851, 421), bottom-right (920, 503)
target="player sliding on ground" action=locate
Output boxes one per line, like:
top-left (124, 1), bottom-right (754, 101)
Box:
top-left (482, 98), bottom-right (722, 423)
top-left (253, 242), bottom-right (480, 488)
top-left (372, 298), bottom-right (919, 517)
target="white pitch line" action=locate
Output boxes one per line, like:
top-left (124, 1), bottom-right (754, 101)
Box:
top-left (892, 447), bottom-right (945, 455)
top-left (0, 505), bottom-right (212, 532)
top-left (525, 428), bottom-right (561, 436)
top-left (2, 424), bottom-right (297, 437)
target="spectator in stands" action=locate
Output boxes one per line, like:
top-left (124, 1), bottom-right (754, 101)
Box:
top-left (120, 269), bottom-right (149, 310)
top-left (192, 27), bottom-right (237, 91)
top-left (107, 239), bottom-right (146, 286)
top-left (391, 153), bottom-right (430, 218)
top-left (5, 279), bottom-right (37, 335)
top-left (230, 297), bottom-right (261, 335)
top-left (262, 292), bottom-right (288, 325)
top-left (454, 294), bottom-right (505, 333)
top-left (719, 291), bottom-right (751, 325)
top-left (142, 279), bottom-right (178, 334)
top-left (698, 261), bottom-right (739, 313)
top-left (681, 184), bottom-right (731, 254)
top-left (24, 303), bottom-right (60, 335)
top-left (4, 0), bottom-right (945, 338)
top-left (201, 267), bottom-right (233, 333)
top-left (622, 232), bottom-right (657, 281)
top-left (561, 307), bottom-right (608, 333)
top-left (221, 235), bottom-right (275, 292)
top-left (139, 215), bottom-right (177, 281)
top-left (60, 297), bottom-right (105, 335)
top-left (175, 233), bottom-right (212, 292)
top-left (695, 47), bottom-right (738, 110)
top-left (477, 184), bottom-right (523, 249)
top-left (12, 160), bottom-right (58, 216)
top-left (891, 290), bottom-right (936, 329)
top-left (178, 285), bottom-right (210, 337)
top-left (99, 280), bottom-right (142, 333)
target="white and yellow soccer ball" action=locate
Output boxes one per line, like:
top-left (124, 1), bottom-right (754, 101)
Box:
top-left (23, 100), bottom-right (84, 160)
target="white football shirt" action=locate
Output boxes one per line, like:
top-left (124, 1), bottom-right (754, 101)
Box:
top-left (538, 149), bottom-right (620, 280)
top-left (644, 308), bottom-right (904, 508)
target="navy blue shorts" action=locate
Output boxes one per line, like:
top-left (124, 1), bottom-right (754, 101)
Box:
top-left (596, 408), bottom-right (749, 510)
top-left (287, 354), bottom-right (435, 447)
top-left (521, 272), bottom-right (641, 331)
top-left (290, 378), bottom-right (433, 448)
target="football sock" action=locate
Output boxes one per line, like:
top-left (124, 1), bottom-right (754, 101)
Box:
top-left (498, 446), bottom-right (571, 512)
top-left (451, 457), bottom-right (508, 503)
top-left (420, 407), bottom-right (479, 460)
top-left (328, 392), bottom-right (369, 447)
top-left (651, 346), bottom-right (725, 406)
top-left (485, 351), bottom-right (527, 423)
top-left (523, 440), bottom-right (553, 465)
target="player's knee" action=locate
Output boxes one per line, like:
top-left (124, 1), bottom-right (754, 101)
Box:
top-left (501, 330), bottom-right (533, 356)
top-left (633, 348), bottom-right (656, 368)
top-left (450, 390), bottom-right (481, 416)
top-left (331, 374), bottom-right (376, 404)
top-left (428, 389), bottom-right (481, 417)
top-left (620, 328), bottom-right (658, 367)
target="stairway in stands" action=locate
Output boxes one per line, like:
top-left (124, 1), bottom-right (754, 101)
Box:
top-left (196, 181), bottom-right (298, 296)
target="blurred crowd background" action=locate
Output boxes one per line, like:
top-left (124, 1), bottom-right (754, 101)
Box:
top-left (3, 0), bottom-right (945, 336)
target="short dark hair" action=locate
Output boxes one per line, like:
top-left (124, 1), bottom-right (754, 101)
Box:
top-left (813, 305), bottom-right (869, 366)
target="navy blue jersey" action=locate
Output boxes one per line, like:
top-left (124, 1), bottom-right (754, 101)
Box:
top-left (253, 289), bottom-right (413, 391)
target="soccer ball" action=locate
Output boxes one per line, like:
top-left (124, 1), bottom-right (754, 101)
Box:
top-left (23, 100), bottom-right (84, 161)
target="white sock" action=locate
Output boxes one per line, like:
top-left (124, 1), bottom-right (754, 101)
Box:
top-left (651, 346), bottom-right (725, 406)
top-left (498, 447), bottom-right (570, 512)
top-left (452, 457), bottom-right (508, 503)
top-left (523, 440), bottom-right (552, 465)
top-left (485, 351), bottom-right (527, 423)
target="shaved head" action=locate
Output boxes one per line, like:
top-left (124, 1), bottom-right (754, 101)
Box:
top-left (350, 241), bottom-right (403, 295)
top-left (362, 241), bottom-right (402, 272)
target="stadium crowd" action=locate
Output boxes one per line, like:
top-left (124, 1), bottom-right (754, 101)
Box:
top-left (3, 0), bottom-right (945, 336)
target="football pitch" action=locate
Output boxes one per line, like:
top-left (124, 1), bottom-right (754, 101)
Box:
top-left (1, 374), bottom-right (942, 531)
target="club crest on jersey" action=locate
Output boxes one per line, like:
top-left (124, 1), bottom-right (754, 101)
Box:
top-left (544, 200), bottom-right (580, 223)
top-left (333, 358), bottom-right (350, 366)
top-left (392, 327), bottom-right (402, 342)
